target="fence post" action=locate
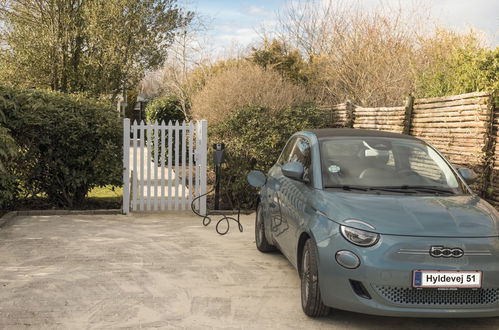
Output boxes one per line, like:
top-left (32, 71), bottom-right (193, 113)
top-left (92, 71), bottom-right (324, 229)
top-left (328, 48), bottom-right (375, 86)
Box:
top-left (403, 95), bottom-right (414, 135)
top-left (345, 100), bottom-right (355, 128)
top-left (199, 120), bottom-right (208, 215)
top-left (123, 118), bottom-right (130, 214)
top-left (482, 93), bottom-right (496, 198)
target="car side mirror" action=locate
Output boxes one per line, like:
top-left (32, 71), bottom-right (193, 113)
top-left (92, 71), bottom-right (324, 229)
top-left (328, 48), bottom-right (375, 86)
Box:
top-left (458, 168), bottom-right (477, 185)
top-left (247, 170), bottom-right (267, 187)
top-left (282, 162), bottom-right (305, 181)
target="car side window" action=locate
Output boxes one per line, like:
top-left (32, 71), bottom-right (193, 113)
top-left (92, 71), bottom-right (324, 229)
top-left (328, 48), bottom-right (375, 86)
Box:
top-left (277, 137), bottom-right (297, 165)
top-left (288, 137), bottom-right (312, 182)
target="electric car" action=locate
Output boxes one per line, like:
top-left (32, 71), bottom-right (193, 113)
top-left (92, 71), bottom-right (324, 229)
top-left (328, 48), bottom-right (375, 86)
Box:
top-left (247, 128), bottom-right (499, 318)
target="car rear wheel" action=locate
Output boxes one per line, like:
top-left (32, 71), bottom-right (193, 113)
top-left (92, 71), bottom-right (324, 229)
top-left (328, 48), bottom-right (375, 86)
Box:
top-left (301, 239), bottom-right (330, 317)
top-left (255, 205), bottom-right (276, 252)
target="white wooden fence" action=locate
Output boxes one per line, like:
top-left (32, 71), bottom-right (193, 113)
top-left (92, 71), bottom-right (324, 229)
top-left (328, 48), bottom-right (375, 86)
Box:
top-left (122, 119), bottom-right (207, 214)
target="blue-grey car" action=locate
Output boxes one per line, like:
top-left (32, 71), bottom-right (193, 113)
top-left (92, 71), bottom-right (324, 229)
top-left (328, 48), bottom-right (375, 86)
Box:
top-left (248, 128), bottom-right (499, 318)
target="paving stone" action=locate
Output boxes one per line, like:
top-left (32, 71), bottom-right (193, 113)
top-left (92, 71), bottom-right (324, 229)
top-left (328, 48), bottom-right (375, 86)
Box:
top-left (0, 212), bottom-right (497, 329)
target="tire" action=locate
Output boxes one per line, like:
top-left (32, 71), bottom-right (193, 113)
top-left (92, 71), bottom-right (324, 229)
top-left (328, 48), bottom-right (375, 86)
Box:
top-left (301, 239), bottom-right (330, 317)
top-left (255, 205), bottom-right (276, 253)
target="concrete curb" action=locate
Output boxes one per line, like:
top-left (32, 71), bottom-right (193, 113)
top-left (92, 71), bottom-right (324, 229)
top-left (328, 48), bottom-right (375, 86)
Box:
top-left (0, 209), bottom-right (122, 228)
top-left (0, 211), bottom-right (18, 228)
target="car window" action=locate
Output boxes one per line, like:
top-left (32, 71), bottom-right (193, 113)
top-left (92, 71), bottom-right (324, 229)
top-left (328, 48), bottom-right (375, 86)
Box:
top-left (319, 137), bottom-right (465, 194)
top-left (277, 137), bottom-right (297, 165)
top-left (288, 137), bottom-right (312, 182)
top-left (406, 147), bottom-right (444, 181)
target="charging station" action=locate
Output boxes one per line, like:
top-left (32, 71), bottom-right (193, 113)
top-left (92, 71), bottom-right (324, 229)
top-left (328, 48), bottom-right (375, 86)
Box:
top-left (191, 143), bottom-right (243, 235)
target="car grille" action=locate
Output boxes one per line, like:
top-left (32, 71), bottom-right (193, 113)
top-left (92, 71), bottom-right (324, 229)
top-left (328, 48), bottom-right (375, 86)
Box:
top-left (373, 285), bottom-right (499, 306)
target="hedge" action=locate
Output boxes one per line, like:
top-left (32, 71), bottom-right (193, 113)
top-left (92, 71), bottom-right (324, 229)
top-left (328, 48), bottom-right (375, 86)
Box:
top-left (209, 104), bottom-right (326, 208)
top-left (145, 95), bottom-right (187, 165)
top-left (0, 86), bottom-right (122, 208)
top-left (145, 95), bottom-right (186, 124)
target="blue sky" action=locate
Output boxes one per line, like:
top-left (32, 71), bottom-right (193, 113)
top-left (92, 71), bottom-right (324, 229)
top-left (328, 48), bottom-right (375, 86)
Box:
top-left (190, 0), bottom-right (499, 49)
top-left (194, 0), bottom-right (285, 47)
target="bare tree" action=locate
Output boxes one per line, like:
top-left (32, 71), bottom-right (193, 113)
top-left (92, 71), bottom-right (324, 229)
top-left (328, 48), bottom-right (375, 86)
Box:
top-left (275, 0), bottom-right (353, 56)
top-left (275, 0), bottom-right (432, 106)
top-left (140, 4), bottom-right (212, 119)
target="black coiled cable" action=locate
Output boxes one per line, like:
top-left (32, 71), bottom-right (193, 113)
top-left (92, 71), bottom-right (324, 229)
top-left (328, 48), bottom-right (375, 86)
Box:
top-left (191, 189), bottom-right (243, 235)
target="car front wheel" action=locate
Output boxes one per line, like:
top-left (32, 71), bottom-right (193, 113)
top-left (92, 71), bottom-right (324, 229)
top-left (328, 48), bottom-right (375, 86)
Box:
top-left (255, 205), bottom-right (276, 252)
top-left (301, 239), bottom-right (330, 317)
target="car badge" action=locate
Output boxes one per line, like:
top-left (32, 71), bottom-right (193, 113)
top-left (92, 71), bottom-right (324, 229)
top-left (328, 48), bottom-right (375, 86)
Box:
top-left (429, 246), bottom-right (464, 258)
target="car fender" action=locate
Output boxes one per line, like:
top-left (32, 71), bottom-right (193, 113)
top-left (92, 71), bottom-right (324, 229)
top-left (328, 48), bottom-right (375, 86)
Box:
top-left (295, 211), bottom-right (338, 271)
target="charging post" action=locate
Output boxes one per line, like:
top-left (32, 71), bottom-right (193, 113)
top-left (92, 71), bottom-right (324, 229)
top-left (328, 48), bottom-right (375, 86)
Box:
top-left (213, 143), bottom-right (225, 210)
top-left (191, 143), bottom-right (243, 235)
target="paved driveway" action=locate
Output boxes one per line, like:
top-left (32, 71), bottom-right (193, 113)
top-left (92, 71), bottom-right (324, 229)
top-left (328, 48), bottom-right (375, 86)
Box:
top-left (0, 213), bottom-right (498, 329)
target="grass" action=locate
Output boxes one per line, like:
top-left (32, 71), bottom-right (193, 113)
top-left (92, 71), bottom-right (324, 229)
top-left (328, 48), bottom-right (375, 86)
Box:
top-left (85, 185), bottom-right (123, 209)
top-left (2, 186), bottom-right (124, 212)
top-left (87, 185), bottom-right (123, 199)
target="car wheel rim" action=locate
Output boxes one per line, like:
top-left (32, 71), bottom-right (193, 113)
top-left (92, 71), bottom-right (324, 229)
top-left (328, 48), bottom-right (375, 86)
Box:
top-left (257, 209), bottom-right (263, 245)
top-left (303, 250), bottom-right (310, 303)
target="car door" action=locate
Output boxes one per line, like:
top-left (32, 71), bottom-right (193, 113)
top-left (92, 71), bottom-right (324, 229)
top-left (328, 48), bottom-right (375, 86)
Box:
top-left (266, 137), bottom-right (297, 250)
top-left (274, 136), bottom-right (314, 260)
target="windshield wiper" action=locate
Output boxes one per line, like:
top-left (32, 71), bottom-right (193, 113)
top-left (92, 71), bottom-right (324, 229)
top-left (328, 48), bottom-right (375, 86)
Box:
top-left (371, 185), bottom-right (455, 195)
top-left (368, 186), bottom-right (418, 194)
top-left (326, 185), bottom-right (417, 193)
top-left (326, 185), bottom-right (455, 195)
top-left (325, 185), bottom-right (369, 191)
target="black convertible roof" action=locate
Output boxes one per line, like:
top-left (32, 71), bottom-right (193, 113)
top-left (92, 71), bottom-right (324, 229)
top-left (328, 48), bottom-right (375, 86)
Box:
top-left (309, 128), bottom-right (420, 140)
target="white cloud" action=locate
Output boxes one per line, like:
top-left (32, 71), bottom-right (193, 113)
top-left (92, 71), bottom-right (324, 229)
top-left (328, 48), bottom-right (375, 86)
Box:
top-left (429, 0), bottom-right (499, 45)
top-left (246, 5), bottom-right (273, 17)
top-left (195, 0), bottom-right (499, 51)
top-left (216, 27), bottom-right (259, 43)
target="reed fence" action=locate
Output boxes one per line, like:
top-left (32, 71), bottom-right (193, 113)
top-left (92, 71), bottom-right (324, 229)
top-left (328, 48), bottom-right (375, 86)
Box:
top-left (319, 91), bottom-right (499, 206)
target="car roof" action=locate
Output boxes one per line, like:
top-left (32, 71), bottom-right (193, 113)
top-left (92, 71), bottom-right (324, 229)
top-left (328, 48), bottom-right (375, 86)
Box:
top-left (308, 128), bottom-right (421, 141)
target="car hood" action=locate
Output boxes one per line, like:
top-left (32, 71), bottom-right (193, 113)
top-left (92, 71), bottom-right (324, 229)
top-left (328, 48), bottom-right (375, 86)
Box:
top-left (317, 192), bottom-right (499, 237)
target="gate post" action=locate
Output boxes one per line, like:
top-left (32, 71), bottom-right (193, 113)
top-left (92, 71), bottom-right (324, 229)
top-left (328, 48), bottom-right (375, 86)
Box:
top-left (198, 120), bottom-right (208, 215)
top-left (123, 118), bottom-right (131, 214)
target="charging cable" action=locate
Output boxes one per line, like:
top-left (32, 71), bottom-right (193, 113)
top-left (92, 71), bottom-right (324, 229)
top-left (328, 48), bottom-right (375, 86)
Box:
top-left (190, 143), bottom-right (244, 235)
top-left (191, 191), bottom-right (243, 235)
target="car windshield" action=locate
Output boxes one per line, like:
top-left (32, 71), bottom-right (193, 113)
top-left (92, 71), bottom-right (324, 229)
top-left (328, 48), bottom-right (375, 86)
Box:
top-left (320, 137), bottom-right (467, 194)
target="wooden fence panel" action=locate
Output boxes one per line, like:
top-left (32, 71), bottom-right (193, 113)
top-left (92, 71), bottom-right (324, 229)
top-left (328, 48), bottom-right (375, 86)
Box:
top-left (411, 92), bottom-right (493, 194)
top-left (487, 95), bottom-right (499, 207)
top-left (320, 91), bottom-right (499, 207)
top-left (353, 106), bottom-right (405, 133)
top-left (319, 103), bottom-right (350, 127)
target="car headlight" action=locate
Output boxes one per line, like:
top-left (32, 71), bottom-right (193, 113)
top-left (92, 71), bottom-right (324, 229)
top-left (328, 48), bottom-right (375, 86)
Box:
top-left (340, 225), bottom-right (379, 247)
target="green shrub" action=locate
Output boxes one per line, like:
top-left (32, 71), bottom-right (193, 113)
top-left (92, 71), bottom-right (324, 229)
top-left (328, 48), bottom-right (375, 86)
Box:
top-left (0, 86), bottom-right (122, 208)
top-left (145, 95), bottom-right (186, 124)
top-left (415, 44), bottom-right (499, 98)
top-left (0, 169), bottom-right (17, 209)
top-left (210, 104), bottom-right (326, 208)
top-left (0, 109), bottom-right (16, 171)
top-left (0, 108), bottom-right (18, 208)
top-left (145, 95), bottom-right (187, 165)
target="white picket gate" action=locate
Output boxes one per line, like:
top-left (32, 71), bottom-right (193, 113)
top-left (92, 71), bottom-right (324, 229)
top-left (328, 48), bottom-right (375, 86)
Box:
top-left (122, 119), bottom-right (207, 214)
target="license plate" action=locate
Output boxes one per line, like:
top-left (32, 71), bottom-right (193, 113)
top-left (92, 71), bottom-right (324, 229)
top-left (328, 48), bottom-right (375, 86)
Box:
top-left (413, 270), bottom-right (482, 288)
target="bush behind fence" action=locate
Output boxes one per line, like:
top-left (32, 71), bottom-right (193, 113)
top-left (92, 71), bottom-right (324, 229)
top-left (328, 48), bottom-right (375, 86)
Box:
top-left (319, 91), bottom-right (499, 206)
